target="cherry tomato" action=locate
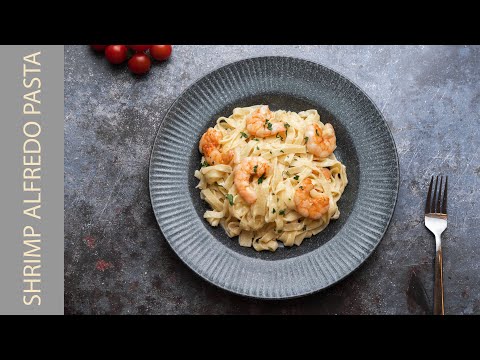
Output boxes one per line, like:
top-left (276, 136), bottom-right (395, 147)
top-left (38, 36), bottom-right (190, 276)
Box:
top-left (128, 53), bottom-right (151, 75)
top-left (90, 45), bottom-right (107, 52)
top-left (150, 45), bottom-right (172, 61)
top-left (105, 45), bottom-right (128, 64)
top-left (128, 45), bottom-right (151, 52)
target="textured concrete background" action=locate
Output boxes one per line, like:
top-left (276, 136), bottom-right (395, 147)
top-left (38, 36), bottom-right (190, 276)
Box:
top-left (64, 45), bottom-right (480, 314)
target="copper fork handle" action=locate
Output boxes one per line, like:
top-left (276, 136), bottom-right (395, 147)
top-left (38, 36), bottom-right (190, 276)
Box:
top-left (433, 247), bottom-right (444, 315)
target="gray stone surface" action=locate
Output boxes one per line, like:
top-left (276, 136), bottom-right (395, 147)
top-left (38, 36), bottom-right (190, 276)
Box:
top-left (64, 45), bottom-right (480, 315)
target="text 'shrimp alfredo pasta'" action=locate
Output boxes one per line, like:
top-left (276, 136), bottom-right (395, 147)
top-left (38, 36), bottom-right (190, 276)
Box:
top-left (22, 52), bottom-right (43, 306)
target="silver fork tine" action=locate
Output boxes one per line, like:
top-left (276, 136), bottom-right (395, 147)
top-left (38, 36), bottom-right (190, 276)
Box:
top-left (437, 176), bottom-right (443, 214)
top-left (425, 176), bottom-right (434, 214)
top-left (432, 176), bottom-right (439, 213)
top-left (442, 176), bottom-right (448, 214)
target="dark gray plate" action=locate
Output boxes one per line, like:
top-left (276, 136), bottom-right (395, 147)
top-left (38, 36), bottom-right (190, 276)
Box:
top-left (149, 56), bottom-right (399, 299)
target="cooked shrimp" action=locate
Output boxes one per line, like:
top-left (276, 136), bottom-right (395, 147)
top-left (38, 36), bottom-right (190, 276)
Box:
top-left (234, 157), bottom-right (270, 205)
top-left (199, 128), bottom-right (233, 165)
top-left (246, 105), bottom-right (286, 138)
top-left (321, 168), bottom-right (331, 180)
top-left (294, 178), bottom-right (330, 220)
top-left (305, 123), bottom-right (336, 159)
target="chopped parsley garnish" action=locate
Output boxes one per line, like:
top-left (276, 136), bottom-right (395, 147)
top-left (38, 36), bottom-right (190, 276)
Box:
top-left (315, 129), bottom-right (320, 136)
top-left (269, 151), bottom-right (272, 154)
top-left (256, 146), bottom-right (260, 150)
top-left (303, 225), bottom-right (307, 231)
top-left (240, 132), bottom-right (248, 138)
top-left (267, 122), bottom-right (273, 131)
top-left (258, 174), bottom-right (266, 184)
top-left (299, 186), bottom-right (304, 190)
top-left (254, 138), bottom-right (259, 141)
top-left (304, 136), bottom-right (309, 143)
top-left (226, 194), bottom-right (234, 206)
top-left (272, 208), bottom-right (276, 214)
top-left (201, 161), bottom-right (209, 168)
top-left (276, 133), bottom-right (283, 140)
top-left (293, 175), bottom-right (299, 180)
top-left (279, 210), bottom-right (286, 215)
top-left (253, 165), bottom-right (258, 173)
top-left (280, 150), bottom-right (284, 153)
top-left (284, 123), bottom-right (290, 128)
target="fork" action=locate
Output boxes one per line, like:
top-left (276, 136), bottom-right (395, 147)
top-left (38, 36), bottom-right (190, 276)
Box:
top-left (425, 175), bottom-right (448, 315)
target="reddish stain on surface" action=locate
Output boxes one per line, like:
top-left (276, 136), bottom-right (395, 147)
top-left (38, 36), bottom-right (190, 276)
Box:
top-left (84, 236), bottom-right (96, 249)
top-left (129, 281), bottom-right (139, 292)
top-left (96, 260), bottom-right (113, 271)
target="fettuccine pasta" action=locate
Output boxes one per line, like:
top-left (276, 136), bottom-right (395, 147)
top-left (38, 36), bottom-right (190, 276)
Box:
top-left (195, 105), bottom-right (348, 252)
